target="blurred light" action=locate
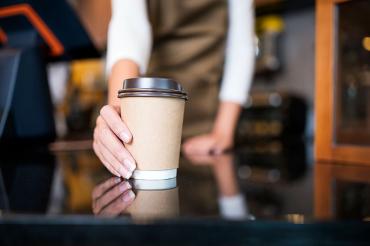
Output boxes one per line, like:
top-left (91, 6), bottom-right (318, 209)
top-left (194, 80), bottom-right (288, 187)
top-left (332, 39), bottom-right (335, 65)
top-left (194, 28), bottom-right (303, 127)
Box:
top-left (267, 169), bottom-right (280, 182)
top-left (254, 36), bottom-right (260, 57)
top-left (248, 215), bottom-right (256, 220)
top-left (363, 37), bottom-right (370, 51)
top-left (270, 141), bottom-right (282, 154)
top-left (286, 214), bottom-right (305, 224)
top-left (259, 15), bottom-right (284, 33)
top-left (269, 93), bottom-right (282, 107)
top-left (238, 166), bottom-right (252, 179)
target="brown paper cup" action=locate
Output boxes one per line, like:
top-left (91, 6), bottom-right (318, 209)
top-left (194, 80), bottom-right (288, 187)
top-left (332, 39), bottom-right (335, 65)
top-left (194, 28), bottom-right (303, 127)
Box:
top-left (120, 97), bottom-right (185, 179)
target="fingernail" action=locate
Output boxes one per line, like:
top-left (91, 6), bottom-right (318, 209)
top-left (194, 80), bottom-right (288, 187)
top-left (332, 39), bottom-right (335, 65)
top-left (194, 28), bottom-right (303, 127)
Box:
top-left (124, 171), bottom-right (132, 180)
top-left (123, 190), bottom-right (135, 202)
top-left (118, 166), bottom-right (128, 178)
top-left (119, 182), bottom-right (131, 192)
top-left (114, 177), bottom-right (122, 184)
top-left (124, 159), bottom-right (136, 172)
top-left (119, 132), bottom-right (130, 143)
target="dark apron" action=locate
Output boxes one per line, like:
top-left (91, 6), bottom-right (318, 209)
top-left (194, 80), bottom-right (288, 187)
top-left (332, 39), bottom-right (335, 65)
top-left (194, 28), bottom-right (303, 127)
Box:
top-left (146, 0), bottom-right (227, 138)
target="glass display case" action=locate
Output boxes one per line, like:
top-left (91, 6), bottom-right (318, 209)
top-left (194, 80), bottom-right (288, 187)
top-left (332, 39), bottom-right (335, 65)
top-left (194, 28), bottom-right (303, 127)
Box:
top-left (335, 0), bottom-right (370, 145)
top-left (315, 0), bottom-right (370, 165)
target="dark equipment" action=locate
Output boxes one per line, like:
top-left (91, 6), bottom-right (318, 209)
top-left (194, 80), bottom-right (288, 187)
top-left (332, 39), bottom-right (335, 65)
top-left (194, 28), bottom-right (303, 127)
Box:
top-left (0, 0), bottom-right (99, 144)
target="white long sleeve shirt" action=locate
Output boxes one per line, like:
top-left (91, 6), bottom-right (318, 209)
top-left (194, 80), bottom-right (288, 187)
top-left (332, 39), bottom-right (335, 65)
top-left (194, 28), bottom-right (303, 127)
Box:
top-left (106, 0), bottom-right (254, 105)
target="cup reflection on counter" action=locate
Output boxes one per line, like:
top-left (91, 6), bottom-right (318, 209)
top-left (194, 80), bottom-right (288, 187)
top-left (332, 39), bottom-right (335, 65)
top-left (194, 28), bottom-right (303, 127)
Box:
top-left (127, 179), bottom-right (179, 220)
top-left (92, 176), bottom-right (179, 220)
top-left (185, 153), bottom-right (250, 220)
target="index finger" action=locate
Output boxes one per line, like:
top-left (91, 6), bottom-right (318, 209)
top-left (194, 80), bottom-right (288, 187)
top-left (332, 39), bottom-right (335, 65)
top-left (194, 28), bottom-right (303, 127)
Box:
top-left (92, 177), bottom-right (121, 200)
top-left (100, 105), bottom-right (132, 143)
top-left (99, 190), bottom-right (135, 217)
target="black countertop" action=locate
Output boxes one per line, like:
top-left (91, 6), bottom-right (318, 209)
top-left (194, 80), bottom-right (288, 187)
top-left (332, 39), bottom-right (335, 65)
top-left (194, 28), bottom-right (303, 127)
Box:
top-left (1, 140), bottom-right (370, 245)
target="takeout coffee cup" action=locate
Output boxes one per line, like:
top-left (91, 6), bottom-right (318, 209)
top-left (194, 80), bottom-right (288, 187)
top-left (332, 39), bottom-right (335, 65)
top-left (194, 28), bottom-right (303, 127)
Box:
top-left (118, 78), bottom-right (188, 180)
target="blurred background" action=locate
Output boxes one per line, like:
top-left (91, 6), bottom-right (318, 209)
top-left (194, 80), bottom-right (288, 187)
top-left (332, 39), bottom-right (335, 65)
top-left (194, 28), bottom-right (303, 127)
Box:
top-left (0, 0), bottom-right (316, 216)
top-left (1, 0), bottom-right (370, 223)
top-left (0, 0), bottom-right (316, 143)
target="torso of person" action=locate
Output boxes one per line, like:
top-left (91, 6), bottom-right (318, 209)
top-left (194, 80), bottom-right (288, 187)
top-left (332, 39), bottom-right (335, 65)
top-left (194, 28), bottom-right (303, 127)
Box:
top-left (146, 0), bottom-right (228, 138)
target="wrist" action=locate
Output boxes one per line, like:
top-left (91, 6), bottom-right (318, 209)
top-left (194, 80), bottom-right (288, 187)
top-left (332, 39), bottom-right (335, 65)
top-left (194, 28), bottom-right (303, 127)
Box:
top-left (108, 59), bottom-right (140, 107)
top-left (211, 101), bottom-right (242, 142)
top-left (212, 123), bottom-right (234, 139)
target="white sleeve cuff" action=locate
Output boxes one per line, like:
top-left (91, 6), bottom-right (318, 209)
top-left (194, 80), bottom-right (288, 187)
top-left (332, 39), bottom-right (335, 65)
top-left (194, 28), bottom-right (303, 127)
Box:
top-left (218, 194), bottom-right (249, 219)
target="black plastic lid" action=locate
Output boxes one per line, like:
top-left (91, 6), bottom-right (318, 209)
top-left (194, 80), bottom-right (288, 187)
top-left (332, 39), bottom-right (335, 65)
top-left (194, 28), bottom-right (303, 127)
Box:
top-left (118, 77), bottom-right (188, 100)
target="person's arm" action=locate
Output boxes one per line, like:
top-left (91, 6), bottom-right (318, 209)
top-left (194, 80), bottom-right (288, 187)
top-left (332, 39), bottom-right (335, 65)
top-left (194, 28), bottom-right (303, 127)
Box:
top-left (93, 0), bottom-right (152, 178)
top-left (106, 0), bottom-right (152, 106)
top-left (108, 59), bottom-right (140, 107)
top-left (183, 0), bottom-right (255, 155)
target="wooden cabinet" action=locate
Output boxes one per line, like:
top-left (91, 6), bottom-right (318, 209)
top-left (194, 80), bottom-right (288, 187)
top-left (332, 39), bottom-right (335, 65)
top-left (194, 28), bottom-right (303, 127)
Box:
top-left (315, 0), bottom-right (370, 165)
top-left (315, 162), bottom-right (370, 219)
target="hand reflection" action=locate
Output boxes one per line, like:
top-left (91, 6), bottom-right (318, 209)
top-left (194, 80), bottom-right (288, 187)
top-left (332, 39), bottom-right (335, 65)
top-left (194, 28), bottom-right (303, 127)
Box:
top-left (185, 153), bottom-right (234, 171)
top-left (92, 177), bottom-right (135, 217)
top-left (183, 153), bottom-right (218, 166)
top-left (185, 153), bottom-right (249, 219)
top-left (185, 153), bottom-right (239, 196)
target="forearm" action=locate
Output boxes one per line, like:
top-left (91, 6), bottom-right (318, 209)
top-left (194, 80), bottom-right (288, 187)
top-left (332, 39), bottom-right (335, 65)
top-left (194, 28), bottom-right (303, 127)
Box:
top-left (214, 0), bottom-right (253, 137)
top-left (108, 59), bottom-right (140, 107)
top-left (212, 101), bottom-right (242, 140)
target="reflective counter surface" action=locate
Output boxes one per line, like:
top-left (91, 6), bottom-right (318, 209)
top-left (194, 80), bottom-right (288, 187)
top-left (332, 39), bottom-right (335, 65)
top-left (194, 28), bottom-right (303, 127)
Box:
top-left (1, 140), bottom-right (370, 245)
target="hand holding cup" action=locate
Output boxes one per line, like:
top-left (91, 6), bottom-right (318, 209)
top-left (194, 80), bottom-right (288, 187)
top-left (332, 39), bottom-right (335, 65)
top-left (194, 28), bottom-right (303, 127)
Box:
top-left (93, 105), bottom-right (136, 179)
